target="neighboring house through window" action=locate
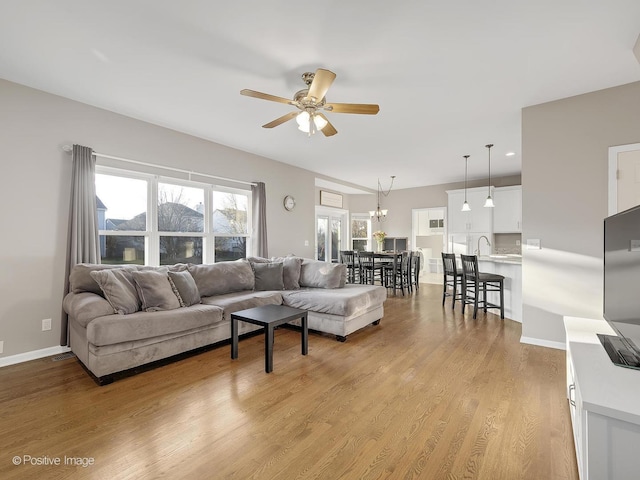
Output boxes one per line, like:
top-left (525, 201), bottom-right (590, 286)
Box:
top-left (95, 167), bottom-right (251, 265)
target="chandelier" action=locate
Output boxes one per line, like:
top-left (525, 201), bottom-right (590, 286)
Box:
top-left (369, 176), bottom-right (395, 221)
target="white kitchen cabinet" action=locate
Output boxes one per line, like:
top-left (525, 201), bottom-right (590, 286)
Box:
top-left (447, 186), bottom-right (494, 235)
top-left (564, 316), bottom-right (640, 479)
top-left (493, 185), bottom-right (522, 233)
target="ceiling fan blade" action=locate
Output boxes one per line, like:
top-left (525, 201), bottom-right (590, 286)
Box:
top-left (262, 111), bottom-right (299, 128)
top-left (307, 69), bottom-right (336, 102)
top-left (317, 113), bottom-right (337, 137)
top-left (324, 103), bottom-right (380, 115)
top-left (241, 89), bottom-right (292, 105)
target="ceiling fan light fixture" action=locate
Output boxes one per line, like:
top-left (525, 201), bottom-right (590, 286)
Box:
top-left (241, 68), bottom-right (379, 137)
top-left (296, 111), bottom-right (327, 133)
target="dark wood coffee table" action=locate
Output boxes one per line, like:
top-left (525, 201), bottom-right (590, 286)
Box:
top-left (231, 304), bottom-right (308, 373)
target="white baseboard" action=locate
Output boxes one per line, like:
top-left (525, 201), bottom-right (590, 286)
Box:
top-left (520, 336), bottom-right (565, 351)
top-left (0, 345), bottom-right (72, 368)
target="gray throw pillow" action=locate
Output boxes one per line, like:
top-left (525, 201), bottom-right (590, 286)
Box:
top-left (188, 261), bottom-right (255, 296)
top-left (246, 256), bottom-right (271, 264)
top-left (253, 263), bottom-right (284, 291)
top-left (168, 270), bottom-right (201, 307)
top-left (131, 270), bottom-right (181, 312)
top-left (299, 260), bottom-right (347, 289)
top-left (71, 263), bottom-right (123, 295)
top-left (271, 256), bottom-right (303, 290)
top-left (90, 268), bottom-right (141, 315)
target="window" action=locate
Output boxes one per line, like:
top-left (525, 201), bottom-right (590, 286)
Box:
top-left (351, 215), bottom-right (371, 252)
top-left (96, 167), bottom-right (251, 265)
top-left (212, 190), bottom-right (249, 261)
top-left (96, 173), bottom-right (147, 264)
top-left (158, 182), bottom-right (204, 265)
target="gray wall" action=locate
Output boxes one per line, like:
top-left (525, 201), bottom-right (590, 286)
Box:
top-left (0, 78), bottom-right (324, 358)
top-left (521, 81), bottom-right (640, 346)
top-left (349, 175), bottom-right (522, 245)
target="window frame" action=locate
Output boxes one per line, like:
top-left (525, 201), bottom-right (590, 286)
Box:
top-left (96, 166), bottom-right (252, 266)
top-left (350, 213), bottom-right (372, 252)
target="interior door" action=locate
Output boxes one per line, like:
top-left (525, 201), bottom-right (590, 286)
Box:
top-left (609, 143), bottom-right (640, 214)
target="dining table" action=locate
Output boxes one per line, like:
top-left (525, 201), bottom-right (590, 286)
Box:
top-left (366, 251), bottom-right (404, 295)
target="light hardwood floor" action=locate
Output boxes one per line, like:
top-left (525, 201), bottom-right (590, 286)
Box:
top-left (0, 284), bottom-right (578, 480)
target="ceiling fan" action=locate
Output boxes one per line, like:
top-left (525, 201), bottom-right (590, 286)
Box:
top-left (240, 68), bottom-right (379, 137)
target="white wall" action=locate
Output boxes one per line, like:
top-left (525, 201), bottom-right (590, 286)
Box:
top-left (521, 81), bottom-right (640, 347)
top-left (0, 78), bottom-right (327, 358)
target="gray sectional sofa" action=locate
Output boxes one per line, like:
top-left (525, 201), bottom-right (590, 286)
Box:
top-left (63, 257), bottom-right (387, 383)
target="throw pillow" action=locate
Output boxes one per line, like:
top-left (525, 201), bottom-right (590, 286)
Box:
top-left (271, 256), bottom-right (303, 290)
top-left (89, 268), bottom-right (141, 315)
top-left (299, 260), bottom-right (347, 289)
top-left (246, 256), bottom-right (271, 264)
top-left (253, 262), bottom-right (284, 291)
top-left (70, 263), bottom-right (122, 295)
top-left (131, 270), bottom-right (181, 312)
top-left (168, 270), bottom-right (201, 307)
top-left (188, 261), bottom-right (255, 297)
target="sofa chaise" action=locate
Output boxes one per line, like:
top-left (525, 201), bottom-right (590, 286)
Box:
top-left (63, 257), bottom-right (387, 383)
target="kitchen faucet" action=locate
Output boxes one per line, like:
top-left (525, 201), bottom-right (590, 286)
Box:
top-left (475, 235), bottom-right (491, 256)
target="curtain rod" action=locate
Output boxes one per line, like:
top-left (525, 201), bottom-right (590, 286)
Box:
top-left (62, 145), bottom-right (257, 186)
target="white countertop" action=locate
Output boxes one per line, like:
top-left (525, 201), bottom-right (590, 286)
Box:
top-left (564, 316), bottom-right (640, 425)
top-left (478, 254), bottom-right (522, 265)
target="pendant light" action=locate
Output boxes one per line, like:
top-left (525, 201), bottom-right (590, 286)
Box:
top-left (484, 143), bottom-right (495, 208)
top-left (369, 176), bottom-right (395, 221)
top-left (461, 155), bottom-right (471, 211)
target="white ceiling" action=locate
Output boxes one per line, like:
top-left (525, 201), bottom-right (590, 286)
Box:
top-left (1, 1), bottom-right (639, 191)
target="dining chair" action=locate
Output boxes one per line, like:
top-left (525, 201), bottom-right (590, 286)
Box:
top-left (409, 251), bottom-right (420, 291)
top-left (383, 251), bottom-right (407, 295)
top-left (339, 250), bottom-right (358, 283)
top-left (358, 251), bottom-right (383, 285)
top-left (441, 252), bottom-right (462, 308)
top-left (459, 254), bottom-right (505, 319)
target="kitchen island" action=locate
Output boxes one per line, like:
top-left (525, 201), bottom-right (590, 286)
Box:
top-left (477, 255), bottom-right (522, 323)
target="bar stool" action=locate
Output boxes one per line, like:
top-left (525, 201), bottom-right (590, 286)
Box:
top-left (441, 252), bottom-right (463, 308)
top-left (459, 254), bottom-right (505, 319)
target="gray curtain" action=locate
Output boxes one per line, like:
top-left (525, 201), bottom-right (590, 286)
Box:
top-left (251, 182), bottom-right (268, 258)
top-left (61, 144), bottom-right (100, 345)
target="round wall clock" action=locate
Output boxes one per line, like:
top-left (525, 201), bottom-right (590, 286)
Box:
top-left (283, 195), bottom-right (296, 211)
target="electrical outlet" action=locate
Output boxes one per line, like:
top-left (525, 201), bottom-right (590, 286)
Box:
top-left (42, 318), bottom-right (52, 331)
top-left (0, 341), bottom-right (4, 354)
top-left (304, 240), bottom-right (309, 247)
top-left (516, 240), bottom-right (521, 246)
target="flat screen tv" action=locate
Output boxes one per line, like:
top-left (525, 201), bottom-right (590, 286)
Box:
top-left (600, 204), bottom-right (640, 369)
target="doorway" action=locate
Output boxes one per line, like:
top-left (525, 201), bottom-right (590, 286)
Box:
top-left (316, 207), bottom-right (348, 262)
top-left (412, 207), bottom-right (446, 284)
top-left (609, 142), bottom-right (640, 214)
